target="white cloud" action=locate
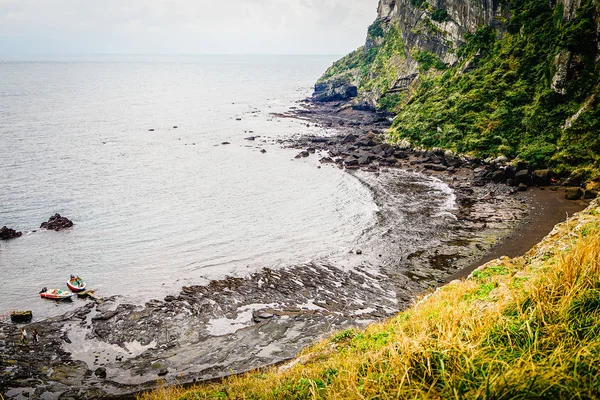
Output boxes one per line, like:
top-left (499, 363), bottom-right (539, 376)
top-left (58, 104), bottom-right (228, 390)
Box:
top-left (0, 0), bottom-right (379, 54)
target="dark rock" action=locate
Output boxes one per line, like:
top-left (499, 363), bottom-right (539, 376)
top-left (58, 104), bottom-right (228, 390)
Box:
top-left (518, 183), bottom-right (528, 192)
top-left (358, 156), bottom-right (371, 165)
top-left (313, 78), bottom-right (358, 102)
top-left (394, 151), bottom-right (408, 159)
top-left (319, 157), bottom-right (334, 164)
top-left (514, 170), bottom-right (533, 186)
top-left (310, 138), bottom-right (328, 143)
top-left (148, 129), bottom-right (155, 132)
top-left (566, 171), bottom-right (585, 187)
top-left (173, 126), bottom-right (178, 129)
top-left (355, 249), bottom-right (363, 255)
top-left (506, 178), bottom-right (515, 187)
top-left (260, 149), bottom-right (267, 154)
top-left (92, 310), bottom-right (119, 322)
top-left (344, 158), bottom-right (359, 167)
top-left (0, 226), bottom-right (22, 240)
top-left (424, 164), bottom-right (447, 172)
top-left (491, 170), bottom-right (507, 183)
top-left (355, 139), bottom-right (378, 147)
top-left (504, 165), bottom-right (516, 180)
top-left (252, 311), bottom-right (275, 323)
top-left (584, 190), bottom-right (598, 199)
top-left (94, 367), bottom-right (107, 379)
top-left (533, 169), bottom-right (552, 186)
top-left (164, 295), bottom-right (176, 302)
top-left (221, 142), bottom-right (230, 145)
top-left (342, 134), bottom-right (357, 144)
top-left (565, 187), bottom-right (584, 200)
top-left (244, 136), bottom-right (256, 141)
top-left (295, 151), bottom-right (310, 159)
top-left (158, 369), bottom-right (169, 376)
top-left (40, 214), bottom-right (73, 231)
top-left (307, 148), bottom-right (316, 154)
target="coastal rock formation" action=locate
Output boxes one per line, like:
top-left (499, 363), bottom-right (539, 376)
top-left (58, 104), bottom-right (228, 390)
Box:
top-left (40, 213), bottom-right (73, 231)
top-left (0, 226), bottom-right (22, 240)
top-left (315, 0), bottom-right (600, 179)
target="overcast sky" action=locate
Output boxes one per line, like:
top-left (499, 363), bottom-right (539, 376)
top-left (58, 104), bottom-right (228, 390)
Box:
top-left (0, 0), bottom-right (379, 55)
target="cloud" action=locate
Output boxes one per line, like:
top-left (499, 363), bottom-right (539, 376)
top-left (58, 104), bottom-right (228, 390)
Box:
top-left (0, 0), bottom-right (378, 54)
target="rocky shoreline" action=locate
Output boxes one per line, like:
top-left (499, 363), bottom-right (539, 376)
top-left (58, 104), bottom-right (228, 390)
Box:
top-left (0, 101), bottom-right (587, 399)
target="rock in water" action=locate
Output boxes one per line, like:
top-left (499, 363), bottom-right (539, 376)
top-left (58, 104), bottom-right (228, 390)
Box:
top-left (0, 226), bottom-right (22, 240)
top-left (40, 214), bottom-right (74, 231)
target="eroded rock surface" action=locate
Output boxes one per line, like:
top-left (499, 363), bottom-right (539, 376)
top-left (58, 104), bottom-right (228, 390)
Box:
top-left (0, 226), bottom-right (22, 240)
top-left (40, 213), bottom-right (74, 231)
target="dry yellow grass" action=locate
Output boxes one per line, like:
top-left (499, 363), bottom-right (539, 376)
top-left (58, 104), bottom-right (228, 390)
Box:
top-left (140, 200), bottom-right (600, 400)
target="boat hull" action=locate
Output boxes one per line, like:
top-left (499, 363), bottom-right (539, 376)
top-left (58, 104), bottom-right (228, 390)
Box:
top-left (40, 291), bottom-right (74, 301)
top-left (67, 281), bottom-right (86, 292)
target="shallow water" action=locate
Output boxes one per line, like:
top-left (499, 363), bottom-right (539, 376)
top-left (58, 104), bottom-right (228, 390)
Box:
top-left (0, 55), bottom-right (454, 321)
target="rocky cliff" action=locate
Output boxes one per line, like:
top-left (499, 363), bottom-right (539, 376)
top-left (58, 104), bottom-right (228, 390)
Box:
top-left (315, 0), bottom-right (600, 177)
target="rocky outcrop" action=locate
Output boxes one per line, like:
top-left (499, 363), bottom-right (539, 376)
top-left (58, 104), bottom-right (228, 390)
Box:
top-left (0, 226), bottom-right (22, 240)
top-left (314, 0), bottom-right (507, 105)
top-left (40, 214), bottom-right (73, 231)
top-left (313, 77), bottom-right (358, 102)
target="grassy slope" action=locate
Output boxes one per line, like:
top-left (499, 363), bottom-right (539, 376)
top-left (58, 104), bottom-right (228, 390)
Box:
top-left (320, 0), bottom-right (600, 176)
top-left (140, 199), bottom-right (600, 399)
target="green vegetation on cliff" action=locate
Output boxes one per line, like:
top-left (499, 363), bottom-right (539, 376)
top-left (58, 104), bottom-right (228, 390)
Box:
top-left (318, 22), bottom-right (407, 102)
top-left (391, 0), bottom-right (599, 175)
top-left (320, 0), bottom-right (600, 177)
top-left (141, 201), bottom-right (600, 399)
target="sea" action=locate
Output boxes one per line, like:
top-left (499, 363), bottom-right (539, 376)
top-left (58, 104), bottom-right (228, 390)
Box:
top-left (0, 55), bottom-right (452, 321)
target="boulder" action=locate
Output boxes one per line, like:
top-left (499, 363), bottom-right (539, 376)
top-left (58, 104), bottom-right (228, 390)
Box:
top-left (565, 187), bottom-right (584, 200)
top-left (358, 156), bottom-right (371, 165)
top-left (533, 169), bottom-right (552, 186)
top-left (319, 157), bottom-right (334, 164)
top-left (40, 214), bottom-right (73, 231)
top-left (313, 78), bottom-right (358, 102)
top-left (295, 151), bottom-right (310, 159)
top-left (0, 226), bottom-right (22, 240)
top-left (584, 190), bottom-right (598, 200)
top-left (504, 165), bottom-right (516, 180)
top-left (424, 164), bottom-right (447, 172)
top-left (491, 170), bottom-right (507, 183)
top-left (341, 134), bottom-right (357, 144)
top-left (514, 170), bottom-right (533, 186)
top-left (344, 158), bottom-right (359, 167)
top-left (566, 171), bottom-right (585, 187)
top-left (518, 183), bottom-right (528, 192)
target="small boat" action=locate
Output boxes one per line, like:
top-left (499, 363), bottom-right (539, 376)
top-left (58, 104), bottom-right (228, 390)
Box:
top-left (67, 275), bottom-right (86, 292)
top-left (39, 287), bottom-right (74, 301)
top-left (10, 311), bottom-right (32, 323)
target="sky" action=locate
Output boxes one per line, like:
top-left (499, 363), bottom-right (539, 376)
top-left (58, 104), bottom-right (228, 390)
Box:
top-left (0, 0), bottom-right (379, 55)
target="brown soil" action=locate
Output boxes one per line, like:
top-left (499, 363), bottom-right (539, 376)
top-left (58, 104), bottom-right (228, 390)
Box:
top-left (445, 187), bottom-right (589, 282)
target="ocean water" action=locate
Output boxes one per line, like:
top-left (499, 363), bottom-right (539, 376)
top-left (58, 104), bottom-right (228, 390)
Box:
top-left (0, 55), bottom-right (382, 319)
top-left (0, 55), bottom-right (456, 322)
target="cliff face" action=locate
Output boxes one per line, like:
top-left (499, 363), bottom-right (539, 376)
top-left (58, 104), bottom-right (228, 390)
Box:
top-left (314, 0), bottom-right (507, 107)
top-left (315, 0), bottom-right (600, 176)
